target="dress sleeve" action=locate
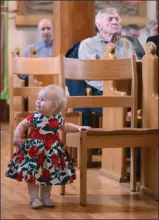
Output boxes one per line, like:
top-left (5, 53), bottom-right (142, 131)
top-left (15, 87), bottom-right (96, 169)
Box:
top-left (58, 114), bottom-right (65, 127)
top-left (26, 113), bottom-right (34, 124)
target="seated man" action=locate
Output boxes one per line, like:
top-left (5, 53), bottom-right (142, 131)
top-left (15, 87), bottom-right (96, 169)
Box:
top-left (21, 18), bottom-right (53, 80)
top-left (66, 7), bottom-right (138, 126)
top-left (77, 8), bottom-right (138, 156)
top-left (78, 7), bottom-right (137, 110)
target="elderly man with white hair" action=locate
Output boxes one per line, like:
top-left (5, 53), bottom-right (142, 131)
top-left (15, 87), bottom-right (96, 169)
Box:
top-left (78, 7), bottom-right (137, 94)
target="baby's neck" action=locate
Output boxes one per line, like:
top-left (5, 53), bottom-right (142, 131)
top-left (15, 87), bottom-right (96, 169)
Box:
top-left (38, 111), bottom-right (54, 117)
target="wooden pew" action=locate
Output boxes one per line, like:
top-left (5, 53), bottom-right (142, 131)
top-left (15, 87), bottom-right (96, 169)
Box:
top-left (141, 42), bottom-right (158, 200)
top-left (101, 44), bottom-right (143, 182)
top-left (102, 42), bottom-right (158, 198)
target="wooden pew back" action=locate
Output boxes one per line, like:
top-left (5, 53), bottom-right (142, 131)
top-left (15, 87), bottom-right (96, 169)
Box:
top-left (62, 55), bottom-right (138, 129)
top-left (141, 42), bottom-right (158, 199)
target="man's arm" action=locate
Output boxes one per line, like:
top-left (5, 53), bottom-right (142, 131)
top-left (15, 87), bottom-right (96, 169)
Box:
top-left (78, 39), bottom-right (97, 59)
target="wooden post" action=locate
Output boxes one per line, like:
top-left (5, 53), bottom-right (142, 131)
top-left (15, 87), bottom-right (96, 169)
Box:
top-left (53, 1), bottom-right (94, 56)
top-left (17, 1), bottom-right (24, 15)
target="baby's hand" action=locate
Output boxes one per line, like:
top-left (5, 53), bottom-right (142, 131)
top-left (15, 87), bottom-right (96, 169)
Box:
top-left (13, 136), bottom-right (25, 148)
top-left (78, 126), bottom-right (91, 132)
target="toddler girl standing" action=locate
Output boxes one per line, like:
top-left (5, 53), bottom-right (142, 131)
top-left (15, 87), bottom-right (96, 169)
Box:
top-left (6, 85), bottom-right (90, 209)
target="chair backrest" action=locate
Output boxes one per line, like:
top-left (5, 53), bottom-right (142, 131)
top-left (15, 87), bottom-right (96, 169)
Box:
top-left (61, 55), bottom-right (138, 128)
top-left (9, 54), bottom-right (62, 97)
top-left (29, 47), bottom-right (58, 86)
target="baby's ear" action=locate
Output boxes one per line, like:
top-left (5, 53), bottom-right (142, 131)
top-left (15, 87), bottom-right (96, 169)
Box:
top-left (52, 102), bottom-right (58, 111)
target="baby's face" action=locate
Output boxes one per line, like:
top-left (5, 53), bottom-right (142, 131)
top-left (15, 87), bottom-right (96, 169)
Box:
top-left (35, 90), bottom-right (55, 116)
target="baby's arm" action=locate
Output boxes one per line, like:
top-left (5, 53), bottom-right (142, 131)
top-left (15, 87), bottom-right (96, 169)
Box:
top-left (60, 122), bottom-right (91, 133)
top-left (14, 119), bottom-right (31, 147)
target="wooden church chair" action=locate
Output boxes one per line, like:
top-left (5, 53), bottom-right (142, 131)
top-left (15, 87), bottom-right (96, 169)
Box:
top-left (9, 53), bottom-right (62, 157)
top-left (12, 47), bottom-right (83, 167)
top-left (63, 44), bottom-right (127, 171)
top-left (9, 52), bottom-right (82, 164)
top-left (140, 42), bottom-right (159, 200)
top-left (99, 44), bottom-right (143, 182)
top-left (122, 43), bottom-right (158, 194)
top-left (60, 54), bottom-right (159, 206)
top-left (62, 43), bottom-right (139, 180)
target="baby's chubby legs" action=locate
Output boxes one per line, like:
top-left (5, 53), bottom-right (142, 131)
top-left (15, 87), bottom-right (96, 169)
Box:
top-left (40, 185), bottom-right (55, 207)
top-left (28, 183), bottom-right (43, 209)
top-left (27, 183), bottom-right (54, 208)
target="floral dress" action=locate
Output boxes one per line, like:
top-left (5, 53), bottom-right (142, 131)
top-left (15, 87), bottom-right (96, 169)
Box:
top-left (6, 112), bottom-right (76, 185)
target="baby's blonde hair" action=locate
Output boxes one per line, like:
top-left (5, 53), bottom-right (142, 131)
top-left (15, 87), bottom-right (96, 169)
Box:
top-left (43, 85), bottom-right (67, 113)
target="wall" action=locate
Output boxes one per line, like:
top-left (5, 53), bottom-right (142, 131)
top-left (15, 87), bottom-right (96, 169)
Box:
top-left (8, 1), bottom-right (157, 53)
top-left (8, 1), bottom-right (39, 55)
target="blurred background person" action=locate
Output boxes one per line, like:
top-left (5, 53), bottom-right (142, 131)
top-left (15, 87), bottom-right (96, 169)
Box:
top-left (123, 24), bottom-right (145, 60)
top-left (146, 13), bottom-right (159, 57)
top-left (146, 19), bottom-right (158, 37)
top-left (125, 24), bottom-right (140, 38)
top-left (21, 18), bottom-right (53, 80)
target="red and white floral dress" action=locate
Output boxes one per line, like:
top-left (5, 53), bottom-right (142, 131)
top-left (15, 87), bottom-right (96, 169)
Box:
top-left (6, 112), bottom-right (76, 185)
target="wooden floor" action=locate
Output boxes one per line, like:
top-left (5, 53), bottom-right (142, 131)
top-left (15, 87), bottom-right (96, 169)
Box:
top-left (1, 123), bottom-right (158, 219)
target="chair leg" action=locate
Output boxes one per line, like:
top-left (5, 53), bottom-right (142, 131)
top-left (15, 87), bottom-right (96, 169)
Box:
top-left (77, 148), bottom-right (92, 169)
top-left (99, 116), bottom-right (102, 128)
top-left (72, 148), bottom-right (77, 164)
top-left (155, 148), bottom-right (158, 201)
top-left (60, 185), bottom-right (65, 195)
top-left (130, 148), bottom-right (137, 192)
top-left (77, 148), bottom-right (80, 169)
top-left (87, 149), bottom-right (92, 167)
top-left (120, 148), bottom-right (127, 182)
top-left (80, 136), bottom-right (87, 206)
top-left (10, 125), bottom-right (14, 158)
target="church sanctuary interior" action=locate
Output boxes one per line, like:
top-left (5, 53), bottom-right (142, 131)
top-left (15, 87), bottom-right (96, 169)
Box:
top-left (1, 1), bottom-right (159, 219)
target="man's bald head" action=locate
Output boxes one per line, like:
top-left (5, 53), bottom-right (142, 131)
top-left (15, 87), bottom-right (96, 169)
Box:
top-left (38, 18), bottom-right (53, 44)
